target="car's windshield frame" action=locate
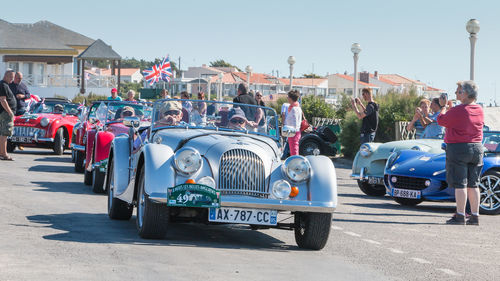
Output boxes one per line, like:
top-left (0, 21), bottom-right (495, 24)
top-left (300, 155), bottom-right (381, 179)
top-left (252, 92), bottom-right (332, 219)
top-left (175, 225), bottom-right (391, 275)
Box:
top-left (95, 101), bottom-right (153, 125)
top-left (30, 102), bottom-right (80, 115)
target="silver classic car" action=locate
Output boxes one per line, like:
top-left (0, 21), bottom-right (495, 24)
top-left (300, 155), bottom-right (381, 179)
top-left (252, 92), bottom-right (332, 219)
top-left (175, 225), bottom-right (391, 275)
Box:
top-left (105, 99), bottom-right (338, 250)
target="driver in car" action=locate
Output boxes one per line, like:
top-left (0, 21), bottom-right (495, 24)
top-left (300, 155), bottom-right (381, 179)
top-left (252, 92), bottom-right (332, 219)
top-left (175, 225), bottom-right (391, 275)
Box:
top-left (53, 104), bottom-right (64, 114)
top-left (227, 108), bottom-right (249, 130)
top-left (120, 106), bottom-right (135, 118)
top-left (156, 101), bottom-right (183, 127)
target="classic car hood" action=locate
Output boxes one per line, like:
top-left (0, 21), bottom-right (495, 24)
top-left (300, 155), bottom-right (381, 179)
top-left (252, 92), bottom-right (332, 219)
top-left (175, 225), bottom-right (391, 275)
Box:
top-left (370, 139), bottom-right (443, 160)
top-left (390, 152), bottom-right (446, 178)
top-left (154, 128), bottom-right (280, 158)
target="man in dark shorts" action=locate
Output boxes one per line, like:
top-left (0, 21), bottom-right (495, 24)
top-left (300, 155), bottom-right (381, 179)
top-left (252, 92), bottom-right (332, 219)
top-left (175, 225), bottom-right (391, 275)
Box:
top-left (0, 70), bottom-right (17, 160)
top-left (351, 88), bottom-right (379, 143)
top-left (233, 83), bottom-right (257, 122)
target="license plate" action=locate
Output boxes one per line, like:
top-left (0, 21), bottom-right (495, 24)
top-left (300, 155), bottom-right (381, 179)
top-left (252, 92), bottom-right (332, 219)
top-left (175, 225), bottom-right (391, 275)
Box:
top-left (392, 188), bottom-right (421, 199)
top-left (209, 207), bottom-right (278, 225)
top-left (368, 176), bottom-right (384, 185)
top-left (11, 136), bottom-right (32, 143)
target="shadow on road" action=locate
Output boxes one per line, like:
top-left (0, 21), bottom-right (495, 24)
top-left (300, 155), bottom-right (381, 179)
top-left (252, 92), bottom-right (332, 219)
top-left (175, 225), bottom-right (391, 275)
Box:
top-left (333, 217), bottom-right (443, 225)
top-left (25, 212), bottom-right (297, 251)
top-left (344, 202), bottom-right (455, 214)
top-left (31, 181), bottom-right (94, 195)
top-left (34, 156), bottom-right (72, 163)
top-left (11, 149), bottom-right (71, 156)
top-left (28, 165), bottom-right (74, 174)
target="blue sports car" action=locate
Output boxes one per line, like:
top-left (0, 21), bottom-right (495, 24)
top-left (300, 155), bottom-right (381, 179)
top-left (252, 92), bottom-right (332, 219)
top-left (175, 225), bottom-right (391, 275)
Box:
top-left (384, 131), bottom-right (500, 215)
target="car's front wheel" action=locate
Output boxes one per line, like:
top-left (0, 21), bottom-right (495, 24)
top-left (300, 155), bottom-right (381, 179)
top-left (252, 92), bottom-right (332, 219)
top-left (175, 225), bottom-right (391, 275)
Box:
top-left (357, 180), bottom-right (386, 196)
top-left (479, 170), bottom-right (500, 215)
top-left (294, 212), bottom-right (332, 250)
top-left (53, 128), bottom-right (64, 155)
top-left (107, 159), bottom-right (133, 220)
top-left (394, 197), bottom-right (423, 206)
top-left (136, 168), bottom-right (169, 239)
top-left (74, 151), bottom-right (85, 173)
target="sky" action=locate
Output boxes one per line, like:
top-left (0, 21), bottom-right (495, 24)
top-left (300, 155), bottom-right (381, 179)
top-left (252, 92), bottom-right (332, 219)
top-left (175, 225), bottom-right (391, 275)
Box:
top-left (2, 0), bottom-right (500, 103)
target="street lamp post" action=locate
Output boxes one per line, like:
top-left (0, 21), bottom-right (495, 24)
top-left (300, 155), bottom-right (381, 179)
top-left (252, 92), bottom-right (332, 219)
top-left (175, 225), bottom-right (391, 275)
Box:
top-left (466, 19), bottom-right (480, 81)
top-left (245, 65), bottom-right (253, 91)
top-left (218, 72), bottom-right (224, 101)
top-left (351, 43), bottom-right (362, 98)
top-left (287, 56), bottom-right (296, 91)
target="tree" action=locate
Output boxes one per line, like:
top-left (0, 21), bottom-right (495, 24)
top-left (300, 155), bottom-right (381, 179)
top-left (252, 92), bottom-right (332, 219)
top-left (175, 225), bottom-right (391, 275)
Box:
top-left (303, 73), bottom-right (323, 79)
top-left (209, 59), bottom-right (241, 71)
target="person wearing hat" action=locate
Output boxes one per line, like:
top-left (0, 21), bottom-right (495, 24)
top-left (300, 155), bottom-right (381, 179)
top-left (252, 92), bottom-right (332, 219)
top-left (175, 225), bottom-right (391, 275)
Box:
top-left (227, 107), bottom-right (249, 130)
top-left (156, 101), bottom-right (183, 127)
top-left (120, 106), bottom-right (135, 118)
top-left (108, 88), bottom-right (122, 101)
top-left (53, 104), bottom-right (64, 114)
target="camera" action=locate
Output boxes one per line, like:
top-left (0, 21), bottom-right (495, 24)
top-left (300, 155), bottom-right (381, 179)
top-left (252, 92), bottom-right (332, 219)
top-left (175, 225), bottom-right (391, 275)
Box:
top-left (440, 93), bottom-right (448, 100)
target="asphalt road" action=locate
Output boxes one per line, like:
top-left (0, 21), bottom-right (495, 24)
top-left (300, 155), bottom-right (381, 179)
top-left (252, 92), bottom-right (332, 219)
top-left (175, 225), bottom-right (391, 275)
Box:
top-left (1, 148), bottom-right (499, 281)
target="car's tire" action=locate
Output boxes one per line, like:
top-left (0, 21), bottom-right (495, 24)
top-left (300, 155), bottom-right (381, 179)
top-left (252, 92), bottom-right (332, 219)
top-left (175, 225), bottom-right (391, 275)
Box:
top-left (357, 180), bottom-right (386, 196)
top-left (136, 168), bottom-right (169, 239)
top-left (71, 149), bottom-right (75, 163)
top-left (53, 128), bottom-right (64, 155)
top-left (92, 168), bottom-right (106, 194)
top-left (74, 151), bottom-right (85, 173)
top-left (107, 159), bottom-right (133, 220)
top-left (394, 197), bottom-right (423, 206)
top-left (479, 170), bottom-right (500, 215)
top-left (6, 141), bottom-right (15, 153)
top-left (294, 212), bottom-right (332, 250)
top-left (84, 169), bottom-right (92, 186)
top-left (300, 139), bottom-right (321, 156)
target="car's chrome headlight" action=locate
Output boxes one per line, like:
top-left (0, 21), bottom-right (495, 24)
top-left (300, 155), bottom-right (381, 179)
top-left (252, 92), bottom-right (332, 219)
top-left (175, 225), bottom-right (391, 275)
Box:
top-left (282, 155), bottom-right (311, 182)
top-left (359, 143), bottom-right (372, 157)
top-left (385, 151), bottom-right (401, 170)
top-left (271, 180), bottom-right (291, 199)
top-left (40, 117), bottom-right (49, 127)
top-left (173, 148), bottom-right (202, 175)
top-left (198, 176), bottom-right (216, 189)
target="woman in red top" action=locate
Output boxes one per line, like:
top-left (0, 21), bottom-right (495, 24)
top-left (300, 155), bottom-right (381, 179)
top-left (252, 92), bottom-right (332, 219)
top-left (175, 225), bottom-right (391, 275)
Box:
top-left (437, 81), bottom-right (484, 225)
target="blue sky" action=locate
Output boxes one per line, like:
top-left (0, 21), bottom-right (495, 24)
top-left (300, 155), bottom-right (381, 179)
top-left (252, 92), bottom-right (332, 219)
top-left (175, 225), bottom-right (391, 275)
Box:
top-left (3, 0), bottom-right (499, 103)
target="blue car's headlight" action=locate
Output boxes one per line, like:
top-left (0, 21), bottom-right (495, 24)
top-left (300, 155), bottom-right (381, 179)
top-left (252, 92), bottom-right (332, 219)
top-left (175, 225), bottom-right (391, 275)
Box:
top-left (386, 151), bottom-right (401, 170)
top-left (359, 143), bottom-right (372, 157)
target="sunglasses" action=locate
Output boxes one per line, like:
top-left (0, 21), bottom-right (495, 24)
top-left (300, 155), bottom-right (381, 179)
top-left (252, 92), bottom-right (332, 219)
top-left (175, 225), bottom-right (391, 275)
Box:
top-left (165, 110), bottom-right (180, 116)
top-left (230, 119), bottom-right (245, 124)
top-left (122, 111), bottom-right (133, 117)
top-left (256, 95), bottom-right (262, 98)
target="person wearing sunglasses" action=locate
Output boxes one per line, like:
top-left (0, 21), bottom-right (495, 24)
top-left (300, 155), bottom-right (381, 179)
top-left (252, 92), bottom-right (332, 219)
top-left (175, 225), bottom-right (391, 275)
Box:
top-left (120, 106), bottom-right (136, 118)
top-left (227, 108), bottom-right (248, 130)
top-left (156, 101), bottom-right (183, 127)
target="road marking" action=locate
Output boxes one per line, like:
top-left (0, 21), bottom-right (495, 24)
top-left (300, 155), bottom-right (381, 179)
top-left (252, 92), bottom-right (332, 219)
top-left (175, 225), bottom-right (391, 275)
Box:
top-left (436, 268), bottom-right (461, 276)
top-left (362, 239), bottom-right (381, 245)
top-left (331, 226), bottom-right (343, 230)
top-left (410, 257), bottom-right (431, 264)
top-left (344, 231), bottom-right (361, 237)
top-left (387, 248), bottom-right (404, 254)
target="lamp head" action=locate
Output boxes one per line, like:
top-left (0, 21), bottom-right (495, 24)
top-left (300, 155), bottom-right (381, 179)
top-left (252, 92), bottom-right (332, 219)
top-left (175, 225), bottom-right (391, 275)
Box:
top-left (287, 56), bottom-right (296, 65)
top-left (245, 65), bottom-right (253, 73)
top-left (351, 43), bottom-right (362, 54)
top-left (466, 19), bottom-right (480, 34)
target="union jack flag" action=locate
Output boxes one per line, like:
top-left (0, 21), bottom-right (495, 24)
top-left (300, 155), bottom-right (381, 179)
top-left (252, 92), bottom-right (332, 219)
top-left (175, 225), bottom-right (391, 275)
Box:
top-left (160, 55), bottom-right (173, 82)
top-left (143, 64), bottom-right (162, 86)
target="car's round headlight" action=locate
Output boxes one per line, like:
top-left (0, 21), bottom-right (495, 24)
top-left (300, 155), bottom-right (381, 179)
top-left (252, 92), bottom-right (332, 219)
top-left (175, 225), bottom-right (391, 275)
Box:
top-left (40, 117), bottom-right (49, 127)
top-left (173, 148), bottom-right (202, 175)
top-left (272, 180), bottom-right (291, 199)
top-left (359, 143), bottom-right (372, 157)
top-left (282, 155), bottom-right (311, 182)
top-left (198, 176), bottom-right (216, 189)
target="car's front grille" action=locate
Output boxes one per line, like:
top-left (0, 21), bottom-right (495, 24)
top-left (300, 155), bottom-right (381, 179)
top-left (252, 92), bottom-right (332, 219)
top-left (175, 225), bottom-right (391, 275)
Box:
top-left (391, 176), bottom-right (428, 190)
top-left (13, 126), bottom-right (45, 138)
top-left (218, 149), bottom-right (268, 198)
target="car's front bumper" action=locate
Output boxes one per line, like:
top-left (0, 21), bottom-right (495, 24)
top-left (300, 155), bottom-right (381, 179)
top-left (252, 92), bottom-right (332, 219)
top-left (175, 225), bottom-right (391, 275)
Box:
top-left (70, 143), bottom-right (85, 152)
top-left (149, 193), bottom-right (336, 213)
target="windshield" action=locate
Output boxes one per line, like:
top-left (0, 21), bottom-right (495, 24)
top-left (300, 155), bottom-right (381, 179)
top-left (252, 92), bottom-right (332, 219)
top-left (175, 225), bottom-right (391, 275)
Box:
top-left (152, 99), bottom-right (279, 139)
top-left (483, 131), bottom-right (500, 153)
top-left (30, 102), bottom-right (80, 115)
top-left (96, 101), bottom-right (153, 124)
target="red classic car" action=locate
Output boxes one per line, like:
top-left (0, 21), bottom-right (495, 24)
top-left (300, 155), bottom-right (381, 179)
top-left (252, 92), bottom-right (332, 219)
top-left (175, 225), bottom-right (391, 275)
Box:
top-left (83, 101), bottom-right (152, 193)
top-left (7, 98), bottom-right (80, 155)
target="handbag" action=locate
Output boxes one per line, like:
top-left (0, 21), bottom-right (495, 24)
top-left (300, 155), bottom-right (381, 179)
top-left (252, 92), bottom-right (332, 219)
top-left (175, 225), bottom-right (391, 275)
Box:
top-left (300, 113), bottom-right (310, 132)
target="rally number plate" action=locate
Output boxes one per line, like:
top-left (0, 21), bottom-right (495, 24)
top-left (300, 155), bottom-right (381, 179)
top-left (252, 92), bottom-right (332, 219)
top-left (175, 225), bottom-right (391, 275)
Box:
top-left (11, 136), bottom-right (32, 143)
top-left (209, 207), bottom-right (278, 225)
top-left (391, 188), bottom-right (421, 199)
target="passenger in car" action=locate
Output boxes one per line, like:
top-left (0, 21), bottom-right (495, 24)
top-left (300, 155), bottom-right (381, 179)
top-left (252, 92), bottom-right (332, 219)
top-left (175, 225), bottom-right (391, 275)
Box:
top-left (227, 108), bottom-right (249, 130)
top-left (156, 101), bottom-right (183, 127)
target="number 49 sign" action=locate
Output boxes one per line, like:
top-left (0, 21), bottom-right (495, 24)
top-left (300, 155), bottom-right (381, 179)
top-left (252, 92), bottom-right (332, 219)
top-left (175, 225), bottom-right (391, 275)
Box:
top-left (167, 184), bottom-right (220, 208)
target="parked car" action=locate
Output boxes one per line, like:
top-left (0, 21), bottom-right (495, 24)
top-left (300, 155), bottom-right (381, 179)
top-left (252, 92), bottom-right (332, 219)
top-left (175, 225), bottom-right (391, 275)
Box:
top-left (83, 101), bottom-right (152, 193)
top-left (299, 125), bottom-right (338, 156)
top-left (351, 139), bottom-right (444, 196)
top-left (71, 102), bottom-right (103, 173)
top-left (384, 131), bottom-right (500, 215)
top-left (106, 99), bottom-right (337, 250)
top-left (7, 98), bottom-right (80, 155)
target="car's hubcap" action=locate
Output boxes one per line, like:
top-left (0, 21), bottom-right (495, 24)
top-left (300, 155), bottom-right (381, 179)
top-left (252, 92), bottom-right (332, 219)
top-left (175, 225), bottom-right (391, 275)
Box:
top-left (304, 142), bottom-right (319, 155)
top-left (479, 175), bottom-right (500, 211)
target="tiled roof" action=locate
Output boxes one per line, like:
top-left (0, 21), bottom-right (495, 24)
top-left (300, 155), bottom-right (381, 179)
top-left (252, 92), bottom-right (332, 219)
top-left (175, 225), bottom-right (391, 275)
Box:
top-left (78, 39), bottom-right (121, 60)
top-left (279, 78), bottom-right (327, 87)
top-left (369, 74), bottom-right (399, 86)
top-left (425, 86), bottom-right (444, 92)
top-left (335, 74), bottom-right (379, 87)
top-left (209, 72), bottom-right (282, 85)
top-left (0, 19), bottom-right (94, 51)
top-left (378, 74), bottom-right (426, 86)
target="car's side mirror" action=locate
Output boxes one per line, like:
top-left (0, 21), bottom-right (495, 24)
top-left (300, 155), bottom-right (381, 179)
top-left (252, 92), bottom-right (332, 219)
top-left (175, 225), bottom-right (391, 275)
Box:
top-left (282, 125), bottom-right (297, 138)
top-left (123, 116), bottom-right (140, 128)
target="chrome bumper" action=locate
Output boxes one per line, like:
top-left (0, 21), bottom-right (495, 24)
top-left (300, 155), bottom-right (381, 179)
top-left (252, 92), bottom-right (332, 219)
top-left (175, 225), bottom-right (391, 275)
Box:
top-left (70, 143), bottom-right (85, 152)
top-left (350, 167), bottom-right (367, 180)
top-left (149, 193), bottom-right (336, 213)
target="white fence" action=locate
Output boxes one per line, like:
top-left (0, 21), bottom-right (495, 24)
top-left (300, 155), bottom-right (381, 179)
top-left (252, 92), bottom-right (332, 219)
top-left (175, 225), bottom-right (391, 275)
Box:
top-left (23, 74), bottom-right (117, 88)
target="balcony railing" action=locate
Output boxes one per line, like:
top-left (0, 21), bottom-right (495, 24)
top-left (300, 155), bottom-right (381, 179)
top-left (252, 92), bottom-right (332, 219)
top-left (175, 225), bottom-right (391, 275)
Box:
top-left (23, 74), bottom-right (117, 88)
